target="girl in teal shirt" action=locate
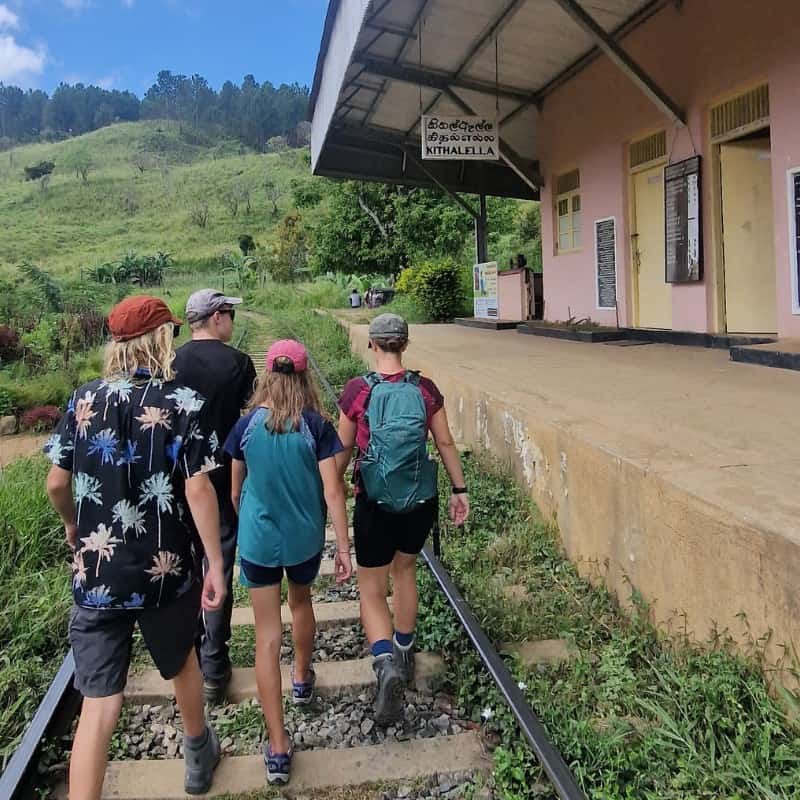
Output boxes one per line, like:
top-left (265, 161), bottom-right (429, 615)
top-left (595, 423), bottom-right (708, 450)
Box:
top-left (225, 339), bottom-right (352, 785)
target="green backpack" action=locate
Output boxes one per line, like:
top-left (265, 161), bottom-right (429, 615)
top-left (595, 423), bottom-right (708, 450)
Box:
top-left (359, 371), bottom-right (438, 513)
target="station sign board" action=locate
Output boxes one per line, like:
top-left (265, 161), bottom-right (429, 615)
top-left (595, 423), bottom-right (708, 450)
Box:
top-left (422, 116), bottom-right (499, 160)
top-left (473, 261), bottom-right (498, 318)
top-left (665, 156), bottom-right (702, 283)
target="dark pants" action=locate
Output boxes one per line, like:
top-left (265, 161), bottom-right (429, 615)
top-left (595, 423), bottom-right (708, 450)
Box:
top-left (197, 496), bottom-right (237, 682)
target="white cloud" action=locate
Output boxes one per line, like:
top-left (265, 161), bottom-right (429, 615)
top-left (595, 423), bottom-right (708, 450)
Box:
top-left (0, 4), bottom-right (19, 31)
top-left (0, 34), bottom-right (45, 83)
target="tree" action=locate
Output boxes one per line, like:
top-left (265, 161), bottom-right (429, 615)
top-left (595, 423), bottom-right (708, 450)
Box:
top-left (267, 211), bottom-right (308, 282)
top-left (189, 202), bottom-right (209, 228)
top-left (263, 177), bottom-right (283, 218)
top-left (291, 177), bottom-right (323, 209)
top-left (64, 146), bottom-right (93, 182)
top-left (311, 181), bottom-right (405, 276)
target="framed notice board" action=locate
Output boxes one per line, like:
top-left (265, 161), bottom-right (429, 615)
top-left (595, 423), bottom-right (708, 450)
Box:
top-left (594, 217), bottom-right (617, 309)
top-left (664, 156), bottom-right (702, 283)
top-left (790, 168), bottom-right (800, 314)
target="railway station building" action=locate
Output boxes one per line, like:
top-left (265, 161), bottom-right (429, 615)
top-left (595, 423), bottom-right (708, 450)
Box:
top-left (310, 0), bottom-right (800, 682)
top-left (310, 0), bottom-right (800, 338)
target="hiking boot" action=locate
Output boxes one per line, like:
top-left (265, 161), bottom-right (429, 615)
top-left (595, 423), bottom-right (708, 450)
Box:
top-left (264, 739), bottom-right (293, 785)
top-left (373, 654), bottom-right (405, 726)
top-left (203, 666), bottom-right (232, 705)
top-left (184, 725), bottom-right (221, 795)
top-left (292, 666), bottom-right (316, 706)
top-left (392, 636), bottom-right (416, 686)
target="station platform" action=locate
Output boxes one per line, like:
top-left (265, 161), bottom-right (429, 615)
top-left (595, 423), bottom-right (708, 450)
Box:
top-left (346, 322), bottom-right (800, 682)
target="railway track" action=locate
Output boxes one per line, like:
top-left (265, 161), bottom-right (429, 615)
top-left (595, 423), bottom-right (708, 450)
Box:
top-left (0, 312), bottom-right (586, 800)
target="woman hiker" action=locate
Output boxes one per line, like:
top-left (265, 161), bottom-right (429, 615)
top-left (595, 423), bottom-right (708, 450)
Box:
top-left (225, 339), bottom-right (352, 786)
top-left (44, 295), bottom-right (226, 799)
top-left (336, 313), bottom-right (470, 725)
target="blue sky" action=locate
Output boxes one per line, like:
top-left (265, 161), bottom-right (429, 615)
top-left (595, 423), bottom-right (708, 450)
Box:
top-left (0, 0), bottom-right (328, 94)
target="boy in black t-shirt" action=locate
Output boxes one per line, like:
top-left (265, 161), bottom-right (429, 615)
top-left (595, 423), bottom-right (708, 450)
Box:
top-left (174, 289), bottom-right (257, 703)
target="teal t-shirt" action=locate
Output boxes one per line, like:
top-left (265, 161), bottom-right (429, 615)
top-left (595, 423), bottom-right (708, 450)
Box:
top-left (224, 407), bottom-right (343, 568)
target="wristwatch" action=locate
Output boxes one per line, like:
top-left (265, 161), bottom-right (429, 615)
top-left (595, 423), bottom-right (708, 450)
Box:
top-left (451, 486), bottom-right (468, 495)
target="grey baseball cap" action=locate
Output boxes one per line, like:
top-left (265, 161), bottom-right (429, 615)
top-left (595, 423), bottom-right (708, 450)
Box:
top-left (185, 289), bottom-right (243, 323)
top-left (369, 313), bottom-right (408, 340)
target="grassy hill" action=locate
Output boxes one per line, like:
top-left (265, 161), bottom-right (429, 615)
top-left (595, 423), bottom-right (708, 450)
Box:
top-left (0, 121), bottom-right (312, 276)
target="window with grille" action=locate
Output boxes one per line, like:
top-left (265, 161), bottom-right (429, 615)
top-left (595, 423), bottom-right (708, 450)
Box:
top-left (555, 170), bottom-right (581, 252)
top-left (711, 84), bottom-right (769, 141)
top-left (630, 131), bottom-right (666, 169)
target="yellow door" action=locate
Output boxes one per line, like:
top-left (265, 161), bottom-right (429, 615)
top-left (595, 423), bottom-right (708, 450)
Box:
top-left (633, 165), bottom-right (672, 329)
top-left (720, 137), bottom-right (777, 334)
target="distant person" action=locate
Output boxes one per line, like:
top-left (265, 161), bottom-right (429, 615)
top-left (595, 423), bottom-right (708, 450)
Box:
top-left (365, 288), bottom-right (374, 309)
top-left (44, 295), bottom-right (225, 798)
top-left (173, 289), bottom-right (257, 704)
top-left (350, 288), bottom-right (363, 308)
top-left (225, 339), bottom-right (352, 785)
top-left (336, 313), bottom-right (469, 725)
top-left (516, 253), bottom-right (528, 269)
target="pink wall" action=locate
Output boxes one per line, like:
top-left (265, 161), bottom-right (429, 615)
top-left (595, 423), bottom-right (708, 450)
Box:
top-left (538, 0), bottom-right (800, 336)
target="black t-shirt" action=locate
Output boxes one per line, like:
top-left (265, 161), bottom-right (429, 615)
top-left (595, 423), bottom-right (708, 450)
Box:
top-left (174, 339), bottom-right (257, 492)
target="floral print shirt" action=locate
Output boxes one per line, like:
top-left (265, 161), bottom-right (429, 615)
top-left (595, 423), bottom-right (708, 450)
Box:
top-left (45, 373), bottom-right (222, 611)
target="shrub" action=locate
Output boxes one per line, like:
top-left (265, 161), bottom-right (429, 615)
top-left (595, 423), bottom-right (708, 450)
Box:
top-left (23, 161), bottom-right (55, 181)
top-left (0, 387), bottom-right (13, 417)
top-left (408, 258), bottom-right (463, 322)
top-left (395, 266), bottom-right (424, 297)
top-left (0, 325), bottom-right (21, 365)
top-left (20, 405), bottom-right (62, 432)
top-left (21, 318), bottom-right (59, 371)
top-left (238, 234), bottom-right (256, 255)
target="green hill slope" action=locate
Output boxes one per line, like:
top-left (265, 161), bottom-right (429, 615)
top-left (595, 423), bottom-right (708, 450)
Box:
top-left (0, 121), bottom-right (311, 276)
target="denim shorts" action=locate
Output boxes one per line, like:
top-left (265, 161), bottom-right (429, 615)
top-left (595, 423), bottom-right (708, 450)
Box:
top-left (240, 551), bottom-right (323, 588)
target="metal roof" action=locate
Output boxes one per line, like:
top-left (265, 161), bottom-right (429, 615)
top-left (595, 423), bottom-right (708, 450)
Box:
top-left (310, 0), bottom-right (677, 200)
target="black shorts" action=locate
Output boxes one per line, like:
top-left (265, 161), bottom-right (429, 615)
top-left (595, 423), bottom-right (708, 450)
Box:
top-left (69, 583), bottom-right (201, 698)
top-left (353, 494), bottom-right (438, 568)
top-left (240, 552), bottom-right (323, 588)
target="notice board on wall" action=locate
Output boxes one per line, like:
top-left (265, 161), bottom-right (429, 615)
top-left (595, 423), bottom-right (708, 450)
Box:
top-left (791, 170), bottom-right (800, 312)
top-left (595, 217), bottom-right (617, 309)
top-left (473, 261), bottom-right (498, 318)
top-left (665, 156), bottom-right (702, 283)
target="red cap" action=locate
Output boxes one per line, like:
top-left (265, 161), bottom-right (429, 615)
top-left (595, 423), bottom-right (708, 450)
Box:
top-left (267, 339), bottom-right (308, 373)
top-left (108, 296), bottom-right (183, 342)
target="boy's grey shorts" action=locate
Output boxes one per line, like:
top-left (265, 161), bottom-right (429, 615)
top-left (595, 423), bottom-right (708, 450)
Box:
top-left (69, 583), bottom-right (201, 698)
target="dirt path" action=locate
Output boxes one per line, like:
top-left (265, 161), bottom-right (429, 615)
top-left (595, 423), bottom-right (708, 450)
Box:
top-left (0, 432), bottom-right (48, 469)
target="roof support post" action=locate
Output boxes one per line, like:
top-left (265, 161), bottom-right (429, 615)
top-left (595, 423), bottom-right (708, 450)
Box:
top-left (475, 193), bottom-right (488, 264)
top-left (548, 0), bottom-right (686, 125)
top-left (444, 88), bottom-right (543, 192)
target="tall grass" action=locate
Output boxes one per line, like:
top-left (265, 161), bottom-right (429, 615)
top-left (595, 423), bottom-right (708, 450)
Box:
top-left (0, 457), bottom-right (71, 769)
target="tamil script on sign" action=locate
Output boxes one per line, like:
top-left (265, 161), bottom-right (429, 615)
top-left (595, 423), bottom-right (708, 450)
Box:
top-left (422, 116), bottom-right (499, 160)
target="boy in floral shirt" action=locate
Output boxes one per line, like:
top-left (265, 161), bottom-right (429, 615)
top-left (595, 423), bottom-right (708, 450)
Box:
top-left (45, 295), bottom-right (226, 798)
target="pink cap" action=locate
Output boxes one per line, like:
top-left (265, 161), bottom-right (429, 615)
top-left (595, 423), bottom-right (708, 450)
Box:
top-left (266, 339), bottom-right (308, 373)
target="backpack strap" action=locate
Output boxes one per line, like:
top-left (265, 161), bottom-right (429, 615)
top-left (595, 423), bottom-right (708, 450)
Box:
top-left (363, 371), bottom-right (383, 390)
top-left (403, 370), bottom-right (422, 386)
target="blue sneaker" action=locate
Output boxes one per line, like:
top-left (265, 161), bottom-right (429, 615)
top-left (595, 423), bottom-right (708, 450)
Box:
top-left (264, 740), bottom-right (293, 785)
top-left (292, 666), bottom-right (316, 706)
